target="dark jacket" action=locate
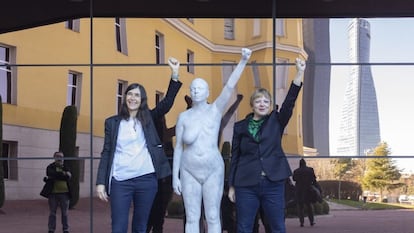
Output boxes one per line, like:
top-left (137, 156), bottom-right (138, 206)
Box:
top-left (96, 79), bottom-right (182, 194)
top-left (40, 162), bottom-right (72, 198)
top-left (228, 83), bottom-right (302, 187)
top-left (293, 162), bottom-right (317, 204)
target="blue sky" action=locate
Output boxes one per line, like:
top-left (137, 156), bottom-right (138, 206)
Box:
top-left (329, 18), bottom-right (414, 171)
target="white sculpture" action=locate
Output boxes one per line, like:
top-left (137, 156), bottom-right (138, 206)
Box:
top-left (173, 48), bottom-right (252, 233)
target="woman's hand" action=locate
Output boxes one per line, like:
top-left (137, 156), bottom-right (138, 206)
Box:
top-left (228, 186), bottom-right (236, 203)
top-left (96, 184), bottom-right (108, 202)
top-left (168, 57), bottom-right (180, 81)
top-left (295, 58), bottom-right (306, 72)
top-left (293, 58), bottom-right (306, 86)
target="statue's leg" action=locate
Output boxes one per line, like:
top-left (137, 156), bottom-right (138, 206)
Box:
top-left (203, 168), bottom-right (224, 233)
top-left (181, 169), bottom-right (202, 233)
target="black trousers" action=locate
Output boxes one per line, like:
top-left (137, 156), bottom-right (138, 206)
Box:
top-left (147, 176), bottom-right (173, 233)
top-left (297, 201), bottom-right (314, 225)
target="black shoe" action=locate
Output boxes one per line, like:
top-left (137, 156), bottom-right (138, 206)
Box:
top-left (48, 231), bottom-right (54, 233)
top-left (63, 231), bottom-right (69, 233)
top-left (310, 222), bottom-right (315, 226)
top-left (300, 223), bottom-right (304, 227)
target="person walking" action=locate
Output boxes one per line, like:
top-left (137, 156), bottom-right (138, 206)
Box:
top-left (43, 151), bottom-right (72, 233)
top-left (227, 58), bottom-right (306, 233)
top-left (96, 57), bottom-right (182, 233)
top-left (293, 158), bottom-right (317, 227)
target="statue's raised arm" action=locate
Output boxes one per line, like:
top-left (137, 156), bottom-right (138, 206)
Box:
top-left (214, 48), bottom-right (251, 112)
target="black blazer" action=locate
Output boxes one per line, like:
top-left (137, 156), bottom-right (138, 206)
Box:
top-left (293, 165), bottom-right (317, 203)
top-left (96, 79), bottom-right (182, 194)
top-left (228, 83), bottom-right (301, 187)
top-left (40, 162), bottom-right (72, 198)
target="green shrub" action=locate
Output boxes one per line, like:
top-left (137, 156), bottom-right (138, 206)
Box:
top-left (285, 200), bottom-right (330, 218)
top-left (59, 105), bottom-right (79, 209)
top-left (319, 180), bottom-right (362, 201)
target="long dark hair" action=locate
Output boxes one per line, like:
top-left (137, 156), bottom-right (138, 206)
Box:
top-left (119, 83), bottom-right (151, 125)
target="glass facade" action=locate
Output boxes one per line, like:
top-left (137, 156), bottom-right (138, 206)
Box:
top-left (1, 15), bottom-right (414, 232)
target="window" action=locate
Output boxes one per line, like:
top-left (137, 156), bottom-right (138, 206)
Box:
top-left (2, 141), bottom-right (18, 180)
top-left (251, 60), bottom-right (261, 88)
top-left (274, 59), bottom-right (288, 111)
top-left (187, 50), bottom-right (195, 74)
top-left (253, 19), bottom-right (261, 37)
top-left (117, 80), bottom-right (128, 113)
top-left (224, 18), bottom-right (235, 40)
top-left (155, 32), bottom-right (165, 64)
top-left (115, 18), bottom-right (128, 55)
top-left (67, 71), bottom-right (82, 112)
top-left (0, 45), bottom-right (16, 104)
top-left (275, 19), bottom-right (285, 37)
top-left (221, 61), bottom-right (238, 143)
top-left (275, 59), bottom-right (288, 90)
top-left (65, 19), bottom-right (80, 32)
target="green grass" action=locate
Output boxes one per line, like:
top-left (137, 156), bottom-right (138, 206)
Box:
top-left (330, 199), bottom-right (414, 210)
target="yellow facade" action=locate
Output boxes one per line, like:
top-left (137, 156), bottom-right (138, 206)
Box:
top-left (2, 18), bottom-right (306, 151)
top-left (1, 18), bottom-right (306, 199)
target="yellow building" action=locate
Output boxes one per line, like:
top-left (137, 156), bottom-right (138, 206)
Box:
top-left (0, 18), bottom-right (306, 199)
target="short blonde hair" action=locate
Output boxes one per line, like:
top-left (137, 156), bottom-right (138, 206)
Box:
top-left (249, 88), bottom-right (272, 107)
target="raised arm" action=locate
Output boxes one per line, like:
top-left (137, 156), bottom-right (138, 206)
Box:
top-left (293, 58), bottom-right (306, 86)
top-left (277, 58), bottom-right (306, 130)
top-left (215, 48), bottom-right (252, 112)
top-left (151, 57), bottom-right (182, 119)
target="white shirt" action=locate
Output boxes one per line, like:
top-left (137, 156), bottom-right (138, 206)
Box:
top-left (112, 118), bottom-right (155, 181)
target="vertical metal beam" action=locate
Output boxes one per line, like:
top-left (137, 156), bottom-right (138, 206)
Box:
top-left (272, 0), bottom-right (277, 107)
top-left (89, 0), bottom-right (94, 232)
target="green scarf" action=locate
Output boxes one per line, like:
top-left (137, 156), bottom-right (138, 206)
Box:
top-left (248, 118), bottom-right (264, 141)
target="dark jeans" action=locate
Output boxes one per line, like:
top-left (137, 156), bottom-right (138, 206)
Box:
top-left (253, 206), bottom-right (271, 233)
top-left (110, 173), bottom-right (158, 233)
top-left (147, 175), bottom-right (173, 233)
top-left (235, 177), bottom-right (285, 233)
top-left (48, 193), bottom-right (70, 232)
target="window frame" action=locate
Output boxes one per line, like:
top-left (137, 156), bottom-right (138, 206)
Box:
top-left (155, 32), bottom-right (165, 64)
top-left (1, 141), bottom-right (18, 180)
top-left (65, 19), bottom-right (80, 32)
top-left (0, 44), bottom-right (17, 104)
top-left (66, 71), bottom-right (82, 113)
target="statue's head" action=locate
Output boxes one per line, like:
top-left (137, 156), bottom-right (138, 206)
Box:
top-left (190, 78), bottom-right (209, 103)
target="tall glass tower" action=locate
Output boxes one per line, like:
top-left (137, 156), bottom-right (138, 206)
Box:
top-left (337, 18), bottom-right (381, 156)
top-left (302, 18), bottom-right (331, 156)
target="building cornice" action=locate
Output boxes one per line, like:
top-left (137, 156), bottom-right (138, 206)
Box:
top-left (164, 18), bottom-right (307, 58)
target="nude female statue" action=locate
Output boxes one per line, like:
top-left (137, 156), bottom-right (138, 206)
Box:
top-left (173, 48), bottom-right (252, 233)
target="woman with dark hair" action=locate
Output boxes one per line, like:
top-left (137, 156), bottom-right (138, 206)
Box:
top-left (96, 57), bottom-right (182, 233)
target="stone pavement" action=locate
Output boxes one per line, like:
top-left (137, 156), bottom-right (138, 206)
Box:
top-left (1, 198), bottom-right (414, 233)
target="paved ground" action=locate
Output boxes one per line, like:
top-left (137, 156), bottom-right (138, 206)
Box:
top-left (1, 198), bottom-right (414, 233)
